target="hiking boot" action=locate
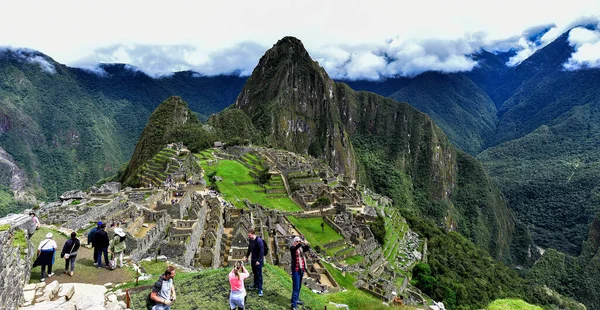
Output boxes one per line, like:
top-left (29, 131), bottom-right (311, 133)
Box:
top-left (258, 290), bottom-right (263, 297)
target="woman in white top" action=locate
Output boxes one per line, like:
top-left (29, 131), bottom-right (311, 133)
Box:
top-left (36, 232), bottom-right (57, 282)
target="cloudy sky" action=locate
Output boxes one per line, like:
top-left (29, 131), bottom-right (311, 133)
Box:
top-left (1, 0), bottom-right (599, 79)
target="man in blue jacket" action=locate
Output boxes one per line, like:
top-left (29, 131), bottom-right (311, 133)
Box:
top-left (244, 228), bottom-right (264, 297)
top-left (87, 221), bottom-right (102, 265)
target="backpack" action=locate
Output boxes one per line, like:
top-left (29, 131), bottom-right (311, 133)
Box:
top-left (259, 237), bottom-right (269, 256)
top-left (145, 293), bottom-right (155, 310)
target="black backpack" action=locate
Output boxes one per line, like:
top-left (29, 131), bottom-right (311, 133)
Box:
top-left (260, 237), bottom-right (269, 256)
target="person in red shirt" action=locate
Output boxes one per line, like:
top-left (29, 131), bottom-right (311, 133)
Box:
top-left (290, 236), bottom-right (310, 310)
top-left (229, 261), bottom-right (250, 310)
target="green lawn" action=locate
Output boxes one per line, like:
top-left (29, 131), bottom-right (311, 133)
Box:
top-left (344, 255), bottom-right (364, 266)
top-left (488, 299), bottom-right (543, 310)
top-left (202, 159), bottom-right (302, 211)
top-left (287, 216), bottom-right (343, 253)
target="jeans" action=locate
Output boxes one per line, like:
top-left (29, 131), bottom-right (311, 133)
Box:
top-left (291, 269), bottom-right (304, 307)
top-left (41, 264), bottom-right (53, 279)
top-left (152, 304), bottom-right (171, 310)
top-left (97, 248), bottom-right (109, 267)
top-left (251, 260), bottom-right (263, 291)
top-left (229, 290), bottom-right (246, 309)
top-left (93, 247), bottom-right (99, 264)
top-left (65, 255), bottom-right (76, 272)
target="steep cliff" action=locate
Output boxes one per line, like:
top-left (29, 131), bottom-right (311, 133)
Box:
top-left (230, 36), bottom-right (530, 264)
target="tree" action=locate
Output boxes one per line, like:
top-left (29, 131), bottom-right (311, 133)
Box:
top-left (313, 197), bottom-right (331, 213)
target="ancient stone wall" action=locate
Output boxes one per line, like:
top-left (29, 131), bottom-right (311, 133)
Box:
top-left (64, 195), bottom-right (126, 231)
top-left (182, 205), bottom-right (207, 266)
top-left (0, 215), bottom-right (35, 310)
top-left (130, 211), bottom-right (171, 262)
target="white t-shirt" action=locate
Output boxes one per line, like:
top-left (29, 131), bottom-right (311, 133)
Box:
top-left (158, 278), bottom-right (173, 301)
top-left (38, 239), bottom-right (57, 250)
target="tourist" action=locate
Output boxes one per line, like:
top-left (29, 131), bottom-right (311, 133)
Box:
top-left (30, 212), bottom-right (40, 230)
top-left (93, 223), bottom-right (110, 268)
top-left (36, 232), bottom-right (57, 282)
top-left (110, 227), bottom-right (127, 268)
top-left (243, 228), bottom-right (265, 297)
top-left (228, 261), bottom-right (250, 310)
top-left (88, 221), bottom-right (102, 265)
top-left (61, 232), bottom-right (80, 276)
top-left (150, 266), bottom-right (177, 310)
top-left (290, 236), bottom-right (310, 310)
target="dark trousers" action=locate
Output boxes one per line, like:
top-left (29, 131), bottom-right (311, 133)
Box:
top-left (251, 260), bottom-right (263, 291)
top-left (65, 255), bottom-right (76, 272)
top-left (41, 264), bottom-right (53, 279)
top-left (97, 248), bottom-right (109, 267)
top-left (291, 269), bottom-right (304, 307)
top-left (93, 247), bottom-right (99, 264)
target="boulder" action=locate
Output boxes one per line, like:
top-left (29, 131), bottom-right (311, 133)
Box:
top-left (104, 283), bottom-right (114, 288)
top-left (44, 280), bottom-right (60, 299)
top-left (157, 255), bottom-right (168, 262)
top-left (24, 283), bottom-right (37, 291)
top-left (58, 284), bottom-right (75, 300)
top-left (106, 293), bottom-right (118, 302)
top-left (329, 302), bottom-right (350, 309)
top-left (60, 190), bottom-right (87, 201)
top-left (0, 214), bottom-right (36, 236)
top-left (23, 289), bottom-right (36, 304)
top-left (90, 182), bottom-right (121, 194)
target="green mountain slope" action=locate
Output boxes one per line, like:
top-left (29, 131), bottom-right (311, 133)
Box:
top-left (0, 49), bottom-right (245, 207)
top-left (389, 72), bottom-right (498, 154)
top-left (230, 36), bottom-right (533, 266)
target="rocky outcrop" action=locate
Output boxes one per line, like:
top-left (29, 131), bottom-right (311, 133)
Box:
top-left (89, 182), bottom-right (121, 195)
top-left (0, 147), bottom-right (29, 200)
top-left (0, 215), bottom-right (34, 310)
top-left (59, 190), bottom-right (87, 201)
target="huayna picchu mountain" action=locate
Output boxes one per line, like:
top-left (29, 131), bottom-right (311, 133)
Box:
top-left (231, 36), bottom-right (534, 265)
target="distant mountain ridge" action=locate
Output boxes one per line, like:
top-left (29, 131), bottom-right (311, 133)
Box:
top-left (0, 48), bottom-right (246, 208)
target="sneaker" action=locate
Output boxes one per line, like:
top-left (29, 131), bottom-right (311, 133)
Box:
top-left (248, 285), bottom-right (256, 290)
top-left (297, 300), bottom-right (304, 305)
top-left (48, 273), bottom-right (54, 277)
top-left (258, 290), bottom-right (263, 297)
top-left (69, 271), bottom-right (73, 277)
top-left (40, 278), bottom-right (45, 282)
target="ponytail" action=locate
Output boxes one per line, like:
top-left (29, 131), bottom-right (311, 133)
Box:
top-left (234, 267), bottom-right (240, 279)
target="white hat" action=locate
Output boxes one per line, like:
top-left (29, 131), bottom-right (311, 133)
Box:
top-left (293, 236), bottom-right (302, 243)
top-left (115, 228), bottom-right (126, 237)
top-left (45, 232), bottom-right (53, 239)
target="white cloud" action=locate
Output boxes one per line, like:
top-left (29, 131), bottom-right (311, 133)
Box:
top-left (0, 47), bottom-right (56, 74)
top-left (564, 26), bottom-right (600, 70)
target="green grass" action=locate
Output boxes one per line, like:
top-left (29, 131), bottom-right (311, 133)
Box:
top-left (0, 224), bottom-right (10, 231)
top-left (287, 217), bottom-right (343, 252)
top-left (203, 160), bottom-right (301, 211)
top-left (344, 255), bottom-right (364, 266)
top-left (487, 299), bottom-right (543, 310)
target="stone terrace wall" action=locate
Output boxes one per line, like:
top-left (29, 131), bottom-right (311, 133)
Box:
top-left (0, 215), bottom-right (35, 310)
top-left (130, 211), bottom-right (171, 262)
top-left (183, 205), bottom-right (207, 266)
top-left (64, 195), bottom-right (126, 231)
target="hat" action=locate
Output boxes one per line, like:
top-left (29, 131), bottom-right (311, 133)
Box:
top-left (293, 236), bottom-right (302, 243)
top-left (45, 232), bottom-right (53, 239)
top-left (97, 221), bottom-right (103, 226)
top-left (115, 228), bottom-right (126, 237)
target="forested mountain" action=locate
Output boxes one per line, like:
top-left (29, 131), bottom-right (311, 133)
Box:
top-left (0, 49), bottom-right (245, 214)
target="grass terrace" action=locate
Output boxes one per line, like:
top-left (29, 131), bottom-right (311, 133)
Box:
top-left (287, 216), bottom-right (344, 255)
top-left (202, 159), bottom-right (301, 211)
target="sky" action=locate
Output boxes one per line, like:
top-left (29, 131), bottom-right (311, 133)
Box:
top-left (1, 0), bottom-right (599, 79)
